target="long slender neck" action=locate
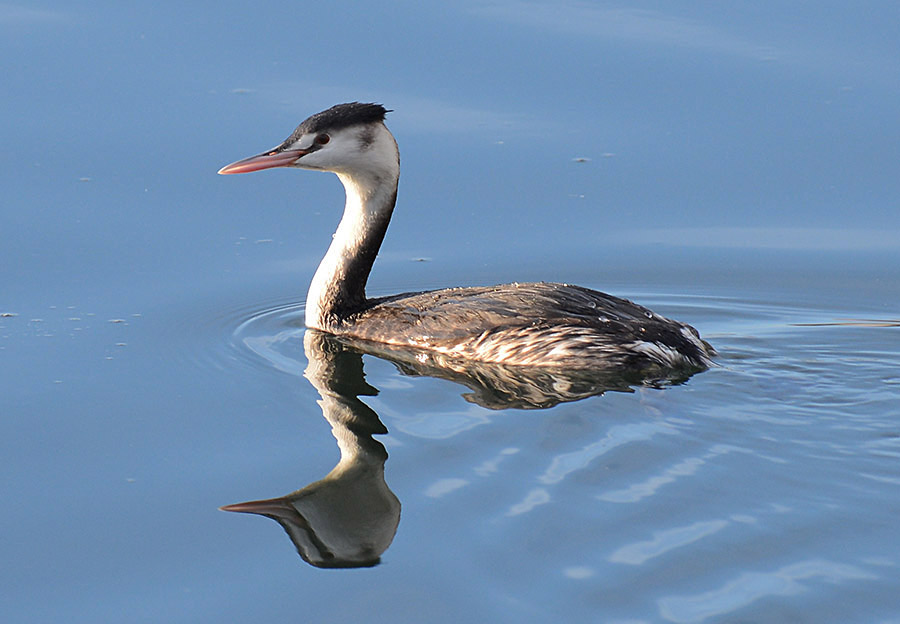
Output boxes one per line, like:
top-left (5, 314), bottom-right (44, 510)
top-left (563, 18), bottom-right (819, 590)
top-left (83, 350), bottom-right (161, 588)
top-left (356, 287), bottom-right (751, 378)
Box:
top-left (306, 169), bottom-right (398, 331)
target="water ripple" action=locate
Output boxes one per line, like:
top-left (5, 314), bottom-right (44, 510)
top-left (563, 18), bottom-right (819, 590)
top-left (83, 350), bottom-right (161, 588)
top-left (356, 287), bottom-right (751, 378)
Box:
top-left (538, 421), bottom-right (679, 486)
top-left (609, 519), bottom-right (729, 565)
top-left (658, 559), bottom-right (875, 623)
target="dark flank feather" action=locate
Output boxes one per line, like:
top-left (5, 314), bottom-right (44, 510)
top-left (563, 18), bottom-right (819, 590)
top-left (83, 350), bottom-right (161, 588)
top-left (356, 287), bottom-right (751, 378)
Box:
top-left (344, 282), bottom-right (714, 370)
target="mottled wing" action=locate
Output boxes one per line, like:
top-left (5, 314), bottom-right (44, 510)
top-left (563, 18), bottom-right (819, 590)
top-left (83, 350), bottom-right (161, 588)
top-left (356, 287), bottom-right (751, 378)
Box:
top-left (346, 283), bottom-right (713, 369)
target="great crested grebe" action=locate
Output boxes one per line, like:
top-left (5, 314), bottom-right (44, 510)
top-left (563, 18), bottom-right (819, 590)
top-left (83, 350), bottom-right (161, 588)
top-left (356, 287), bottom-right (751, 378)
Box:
top-left (219, 102), bottom-right (714, 370)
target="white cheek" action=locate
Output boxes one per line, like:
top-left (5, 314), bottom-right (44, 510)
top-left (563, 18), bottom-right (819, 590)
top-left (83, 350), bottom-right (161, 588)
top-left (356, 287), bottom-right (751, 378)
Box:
top-left (298, 147), bottom-right (356, 173)
top-left (294, 152), bottom-right (330, 170)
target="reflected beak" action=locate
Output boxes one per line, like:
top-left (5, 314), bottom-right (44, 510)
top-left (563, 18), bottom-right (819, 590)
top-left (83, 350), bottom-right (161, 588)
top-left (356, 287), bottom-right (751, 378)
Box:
top-left (220, 497), bottom-right (299, 522)
top-left (217, 149), bottom-right (308, 175)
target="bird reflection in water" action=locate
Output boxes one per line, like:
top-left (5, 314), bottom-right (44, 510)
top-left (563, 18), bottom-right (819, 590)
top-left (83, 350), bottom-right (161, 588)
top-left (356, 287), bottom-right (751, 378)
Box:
top-left (221, 331), bottom-right (400, 568)
top-left (222, 329), bottom-right (704, 567)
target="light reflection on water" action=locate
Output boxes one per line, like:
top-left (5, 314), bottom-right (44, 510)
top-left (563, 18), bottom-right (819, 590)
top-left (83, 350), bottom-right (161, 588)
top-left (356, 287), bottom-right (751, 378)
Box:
top-left (658, 559), bottom-right (876, 624)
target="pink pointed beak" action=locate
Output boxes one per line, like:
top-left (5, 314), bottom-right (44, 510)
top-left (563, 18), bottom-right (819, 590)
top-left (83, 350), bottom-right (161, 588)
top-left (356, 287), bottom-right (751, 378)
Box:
top-left (217, 148), bottom-right (308, 175)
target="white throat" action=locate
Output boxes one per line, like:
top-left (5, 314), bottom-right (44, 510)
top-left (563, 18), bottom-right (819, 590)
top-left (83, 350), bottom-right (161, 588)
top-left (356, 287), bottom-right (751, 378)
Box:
top-left (305, 126), bottom-right (399, 330)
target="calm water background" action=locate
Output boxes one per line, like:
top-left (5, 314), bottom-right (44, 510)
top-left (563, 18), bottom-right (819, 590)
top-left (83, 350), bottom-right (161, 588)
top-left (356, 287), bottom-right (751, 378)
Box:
top-left (3, 2), bottom-right (899, 622)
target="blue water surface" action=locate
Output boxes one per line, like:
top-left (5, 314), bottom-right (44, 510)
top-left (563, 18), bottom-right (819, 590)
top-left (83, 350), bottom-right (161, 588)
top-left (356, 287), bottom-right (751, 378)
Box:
top-left (3, 2), bottom-right (899, 623)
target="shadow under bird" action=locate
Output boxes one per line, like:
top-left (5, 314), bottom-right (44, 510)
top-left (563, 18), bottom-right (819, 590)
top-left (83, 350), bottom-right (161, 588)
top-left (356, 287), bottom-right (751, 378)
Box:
top-left (219, 102), bottom-right (714, 371)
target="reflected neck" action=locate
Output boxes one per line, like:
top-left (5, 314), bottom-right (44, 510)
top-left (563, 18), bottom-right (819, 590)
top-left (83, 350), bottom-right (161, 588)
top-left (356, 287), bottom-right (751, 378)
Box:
top-left (305, 169), bottom-right (398, 331)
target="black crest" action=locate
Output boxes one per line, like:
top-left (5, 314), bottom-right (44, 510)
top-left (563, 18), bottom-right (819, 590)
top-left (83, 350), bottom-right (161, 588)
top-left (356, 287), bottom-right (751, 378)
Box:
top-left (288, 102), bottom-right (389, 141)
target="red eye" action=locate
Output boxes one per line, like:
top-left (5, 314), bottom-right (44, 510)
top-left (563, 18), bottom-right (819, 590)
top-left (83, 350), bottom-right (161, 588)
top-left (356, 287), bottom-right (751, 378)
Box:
top-left (314, 134), bottom-right (330, 145)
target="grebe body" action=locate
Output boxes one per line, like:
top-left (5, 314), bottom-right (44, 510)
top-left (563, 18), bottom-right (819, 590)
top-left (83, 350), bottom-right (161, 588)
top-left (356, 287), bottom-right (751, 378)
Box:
top-left (219, 103), bottom-right (714, 370)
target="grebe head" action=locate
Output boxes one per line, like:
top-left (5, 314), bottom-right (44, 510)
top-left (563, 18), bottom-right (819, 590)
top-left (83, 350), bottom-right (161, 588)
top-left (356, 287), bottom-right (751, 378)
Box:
top-left (218, 102), bottom-right (399, 185)
top-left (219, 103), bottom-right (402, 330)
